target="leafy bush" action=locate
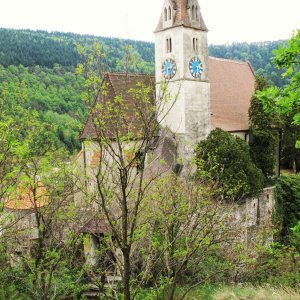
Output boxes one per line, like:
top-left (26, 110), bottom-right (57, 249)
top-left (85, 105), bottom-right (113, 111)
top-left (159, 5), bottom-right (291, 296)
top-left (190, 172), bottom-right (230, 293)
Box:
top-left (245, 243), bottom-right (300, 287)
top-left (275, 175), bottom-right (300, 243)
top-left (195, 128), bottom-right (265, 201)
top-left (249, 76), bottom-right (277, 179)
top-left (0, 243), bottom-right (87, 299)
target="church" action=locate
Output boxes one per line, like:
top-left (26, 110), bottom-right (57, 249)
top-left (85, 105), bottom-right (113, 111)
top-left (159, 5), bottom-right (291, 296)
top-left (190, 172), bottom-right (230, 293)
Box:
top-left (81, 0), bottom-right (255, 155)
top-left (77, 0), bottom-right (275, 255)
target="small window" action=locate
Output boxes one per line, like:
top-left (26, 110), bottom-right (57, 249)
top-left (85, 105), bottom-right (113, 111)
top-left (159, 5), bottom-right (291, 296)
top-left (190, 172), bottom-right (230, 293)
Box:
top-left (164, 8), bottom-right (167, 22)
top-left (193, 38), bottom-right (198, 52)
top-left (196, 6), bottom-right (199, 20)
top-left (166, 38), bottom-right (172, 53)
top-left (168, 6), bottom-right (172, 20)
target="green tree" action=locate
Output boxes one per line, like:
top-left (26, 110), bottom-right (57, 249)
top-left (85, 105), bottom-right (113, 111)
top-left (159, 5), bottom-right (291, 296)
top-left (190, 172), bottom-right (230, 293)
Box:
top-left (258, 30), bottom-right (300, 148)
top-left (146, 174), bottom-right (238, 300)
top-left (0, 81), bottom-right (87, 298)
top-left (281, 121), bottom-right (300, 172)
top-left (76, 41), bottom-right (107, 109)
top-left (1, 147), bottom-right (86, 299)
top-left (275, 175), bottom-right (300, 244)
top-left (249, 76), bottom-right (278, 179)
top-left (195, 128), bottom-right (264, 201)
top-left (0, 64), bottom-right (85, 152)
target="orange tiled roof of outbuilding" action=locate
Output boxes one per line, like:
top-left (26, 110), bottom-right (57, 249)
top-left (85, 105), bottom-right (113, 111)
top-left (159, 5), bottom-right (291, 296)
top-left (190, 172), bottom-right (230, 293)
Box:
top-left (4, 181), bottom-right (48, 210)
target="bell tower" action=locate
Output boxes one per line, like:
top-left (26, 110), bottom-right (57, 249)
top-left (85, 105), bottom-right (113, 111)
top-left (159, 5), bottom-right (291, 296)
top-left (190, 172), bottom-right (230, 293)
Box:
top-left (154, 0), bottom-right (211, 146)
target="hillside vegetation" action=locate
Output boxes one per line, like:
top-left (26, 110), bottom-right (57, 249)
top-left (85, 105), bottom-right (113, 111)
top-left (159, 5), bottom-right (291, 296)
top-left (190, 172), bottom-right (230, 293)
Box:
top-left (0, 28), bottom-right (288, 153)
top-left (1, 28), bottom-right (300, 299)
top-left (0, 28), bottom-right (154, 74)
top-left (0, 28), bottom-right (287, 85)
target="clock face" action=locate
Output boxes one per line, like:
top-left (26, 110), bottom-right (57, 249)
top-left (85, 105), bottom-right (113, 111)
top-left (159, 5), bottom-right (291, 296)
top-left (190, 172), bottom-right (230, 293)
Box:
top-left (189, 57), bottom-right (203, 78)
top-left (162, 58), bottom-right (177, 79)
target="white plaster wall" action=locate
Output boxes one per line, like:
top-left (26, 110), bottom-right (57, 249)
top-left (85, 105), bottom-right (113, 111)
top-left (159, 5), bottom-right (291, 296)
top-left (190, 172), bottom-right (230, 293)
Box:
top-left (231, 131), bottom-right (249, 141)
top-left (81, 140), bottom-right (143, 195)
top-left (157, 80), bottom-right (186, 134)
top-left (184, 80), bottom-right (210, 140)
top-left (155, 27), bottom-right (210, 141)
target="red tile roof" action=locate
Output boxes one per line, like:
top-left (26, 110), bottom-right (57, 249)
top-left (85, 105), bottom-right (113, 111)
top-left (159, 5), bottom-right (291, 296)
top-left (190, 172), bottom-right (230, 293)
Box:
top-left (4, 181), bottom-right (48, 210)
top-left (81, 58), bottom-right (255, 139)
top-left (208, 57), bottom-right (255, 132)
top-left (80, 73), bottom-right (155, 140)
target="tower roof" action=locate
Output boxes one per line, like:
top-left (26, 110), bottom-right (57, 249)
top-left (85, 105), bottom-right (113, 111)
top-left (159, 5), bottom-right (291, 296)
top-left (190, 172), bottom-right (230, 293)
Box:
top-left (155, 0), bottom-right (208, 33)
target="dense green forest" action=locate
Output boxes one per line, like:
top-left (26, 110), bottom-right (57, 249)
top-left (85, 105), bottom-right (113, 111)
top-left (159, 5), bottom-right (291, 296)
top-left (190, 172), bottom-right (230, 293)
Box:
top-left (0, 28), bottom-right (288, 153)
top-left (0, 64), bottom-right (84, 151)
top-left (0, 28), bottom-right (287, 85)
top-left (0, 28), bottom-right (154, 74)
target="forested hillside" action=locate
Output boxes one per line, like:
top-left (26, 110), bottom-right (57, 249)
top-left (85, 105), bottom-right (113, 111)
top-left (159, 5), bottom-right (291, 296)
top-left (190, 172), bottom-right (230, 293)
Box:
top-left (0, 28), bottom-right (154, 74)
top-left (0, 64), bottom-right (84, 151)
top-left (0, 28), bottom-right (288, 153)
top-left (0, 28), bottom-right (287, 85)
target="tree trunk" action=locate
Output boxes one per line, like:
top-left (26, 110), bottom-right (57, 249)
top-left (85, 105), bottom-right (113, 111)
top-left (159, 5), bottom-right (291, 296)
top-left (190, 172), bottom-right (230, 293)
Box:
top-left (167, 277), bottom-right (177, 300)
top-left (123, 248), bottom-right (131, 300)
top-left (295, 155), bottom-right (300, 173)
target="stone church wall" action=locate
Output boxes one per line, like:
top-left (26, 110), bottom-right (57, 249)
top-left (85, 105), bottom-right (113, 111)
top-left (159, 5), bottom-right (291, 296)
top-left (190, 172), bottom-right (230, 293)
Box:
top-left (231, 186), bottom-right (275, 246)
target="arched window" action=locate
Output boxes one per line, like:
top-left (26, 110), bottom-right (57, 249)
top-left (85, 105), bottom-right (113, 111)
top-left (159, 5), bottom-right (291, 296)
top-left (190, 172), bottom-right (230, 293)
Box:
top-left (168, 6), bottom-right (172, 20)
top-left (196, 6), bottom-right (198, 20)
top-left (164, 8), bottom-right (167, 22)
top-left (166, 38), bottom-right (172, 53)
top-left (193, 38), bottom-right (198, 52)
top-left (191, 5), bottom-right (195, 20)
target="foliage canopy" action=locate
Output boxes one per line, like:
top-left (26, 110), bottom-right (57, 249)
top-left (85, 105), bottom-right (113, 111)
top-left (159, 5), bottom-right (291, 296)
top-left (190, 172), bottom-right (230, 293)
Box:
top-left (196, 128), bottom-right (264, 201)
top-left (249, 76), bottom-right (277, 179)
top-left (258, 30), bottom-right (300, 148)
top-left (275, 175), bottom-right (300, 244)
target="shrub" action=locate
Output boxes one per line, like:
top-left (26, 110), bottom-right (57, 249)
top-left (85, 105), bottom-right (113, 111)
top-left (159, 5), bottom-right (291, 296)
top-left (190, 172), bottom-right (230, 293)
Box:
top-left (275, 175), bottom-right (300, 244)
top-left (249, 76), bottom-right (278, 179)
top-left (195, 128), bottom-right (265, 201)
top-left (245, 243), bottom-right (300, 287)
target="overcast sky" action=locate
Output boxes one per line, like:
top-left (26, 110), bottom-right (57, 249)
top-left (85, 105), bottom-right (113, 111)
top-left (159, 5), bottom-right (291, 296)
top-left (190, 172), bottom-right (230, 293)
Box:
top-left (0, 0), bottom-right (299, 45)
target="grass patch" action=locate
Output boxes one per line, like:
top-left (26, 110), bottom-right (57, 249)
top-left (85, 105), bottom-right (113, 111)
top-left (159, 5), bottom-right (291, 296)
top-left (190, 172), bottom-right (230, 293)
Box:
top-left (137, 284), bottom-right (300, 299)
top-left (178, 284), bottom-right (300, 300)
